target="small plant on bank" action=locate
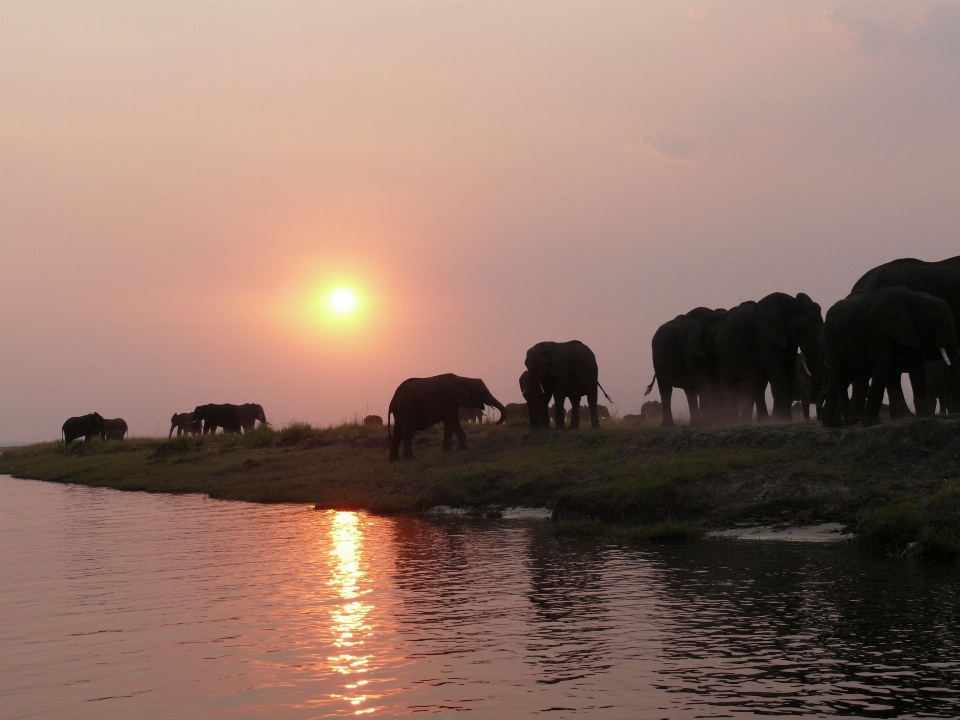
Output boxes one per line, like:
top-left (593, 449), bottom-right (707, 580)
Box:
top-left (857, 484), bottom-right (960, 562)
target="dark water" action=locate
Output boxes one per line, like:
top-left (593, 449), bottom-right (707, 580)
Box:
top-left (2, 476), bottom-right (960, 719)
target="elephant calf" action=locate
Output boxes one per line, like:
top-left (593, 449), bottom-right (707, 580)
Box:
top-left (363, 414), bottom-right (384, 427)
top-left (170, 412), bottom-right (202, 437)
top-left (62, 412), bottom-right (105, 446)
top-left (103, 418), bottom-right (128, 441)
top-left (388, 374), bottom-right (505, 461)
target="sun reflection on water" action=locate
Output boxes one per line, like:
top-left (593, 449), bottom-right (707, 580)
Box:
top-left (327, 511), bottom-right (376, 715)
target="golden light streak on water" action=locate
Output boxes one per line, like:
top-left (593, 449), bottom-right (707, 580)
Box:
top-left (326, 510), bottom-right (376, 714)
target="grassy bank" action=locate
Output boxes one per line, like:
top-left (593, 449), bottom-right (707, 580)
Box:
top-left (3, 418), bottom-right (960, 555)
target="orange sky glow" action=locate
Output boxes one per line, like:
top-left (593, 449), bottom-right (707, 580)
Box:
top-left (2, 1), bottom-right (960, 441)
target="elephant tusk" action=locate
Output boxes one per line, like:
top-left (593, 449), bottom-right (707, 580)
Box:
top-left (942, 347), bottom-right (952, 366)
top-left (800, 353), bottom-right (812, 377)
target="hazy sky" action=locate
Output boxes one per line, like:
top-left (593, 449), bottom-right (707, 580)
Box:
top-left (2, 1), bottom-right (960, 442)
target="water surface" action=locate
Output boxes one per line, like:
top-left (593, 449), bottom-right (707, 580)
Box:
top-left (2, 476), bottom-right (959, 718)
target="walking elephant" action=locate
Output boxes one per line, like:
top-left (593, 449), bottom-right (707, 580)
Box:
top-left (646, 307), bottom-right (727, 427)
top-left (169, 412), bottom-right (202, 437)
top-left (714, 293), bottom-right (823, 423)
top-left (852, 255), bottom-right (960, 415)
top-left (62, 413), bottom-right (105, 446)
top-left (388, 374), bottom-right (505, 461)
top-left (193, 404), bottom-right (243, 435)
top-left (522, 341), bottom-right (613, 430)
top-left (237, 403), bottom-right (268, 433)
top-left (821, 286), bottom-right (960, 427)
top-left (103, 418), bottom-right (128, 441)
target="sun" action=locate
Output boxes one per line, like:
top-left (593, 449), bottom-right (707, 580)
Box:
top-left (330, 288), bottom-right (356, 314)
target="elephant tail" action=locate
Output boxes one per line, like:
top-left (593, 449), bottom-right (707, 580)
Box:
top-left (644, 374), bottom-right (656, 397)
top-left (386, 409), bottom-right (392, 439)
top-left (598, 381), bottom-right (613, 404)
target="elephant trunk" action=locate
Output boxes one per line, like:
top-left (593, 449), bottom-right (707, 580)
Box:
top-left (488, 397), bottom-right (507, 425)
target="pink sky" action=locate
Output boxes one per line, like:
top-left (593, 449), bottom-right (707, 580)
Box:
top-left (2, 1), bottom-right (960, 442)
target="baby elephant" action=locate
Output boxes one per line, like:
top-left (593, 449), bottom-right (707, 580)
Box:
top-left (169, 412), bottom-right (202, 437)
top-left (388, 374), bottom-right (506, 461)
top-left (363, 414), bottom-right (384, 427)
top-left (103, 418), bottom-right (128, 441)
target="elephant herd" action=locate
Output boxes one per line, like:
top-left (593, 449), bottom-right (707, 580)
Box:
top-left (386, 255), bottom-right (959, 461)
top-left (169, 404), bottom-right (269, 437)
top-left (59, 256), bottom-right (958, 456)
top-left (60, 403), bottom-right (268, 446)
top-left (647, 255), bottom-right (960, 429)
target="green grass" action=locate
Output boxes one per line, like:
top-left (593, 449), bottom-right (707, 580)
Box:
top-left (857, 484), bottom-right (960, 561)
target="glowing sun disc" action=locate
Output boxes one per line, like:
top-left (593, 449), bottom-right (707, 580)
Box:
top-left (330, 289), bottom-right (356, 314)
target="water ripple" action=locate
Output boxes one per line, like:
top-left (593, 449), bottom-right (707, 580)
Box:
top-left (2, 476), bottom-right (960, 718)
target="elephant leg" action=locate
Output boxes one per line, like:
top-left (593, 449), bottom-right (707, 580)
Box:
top-left (887, 378), bottom-right (913, 419)
top-left (850, 378), bottom-right (868, 418)
top-left (802, 402), bottom-right (810, 421)
top-left (908, 358), bottom-right (932, 417)
top-left (454, 421), bottom-right (468, 450)
top-left (684, 389), bottom-right (699, 427)
top-left (660, 384), bottom-right (676, 428)
top-left (402, 422), bottom-right (415, 460)
top-left (587, 395), bottom-right (600, 429)
top-left (442, 423), bottom-right (454, 452)
top-left (553, 395), bottom-right (566, 430)
top-left (389, 422), bottom-right (403, 461)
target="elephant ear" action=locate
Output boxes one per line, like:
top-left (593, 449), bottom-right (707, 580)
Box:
top-left (683, 326), bottom-right (709, 358)
top-left (871, 291), bottom-right (922, 349)
top-left (450, 382), bottom-right (476, 409)
top-left (756, 297), bottom-right (790, 347)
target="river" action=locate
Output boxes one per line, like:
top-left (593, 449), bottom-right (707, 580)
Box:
top-left (2, 475), bottom-right (959, 718)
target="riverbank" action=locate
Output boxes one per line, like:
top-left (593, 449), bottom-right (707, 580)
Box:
top-left (3, 418), bottom-right (960, 557)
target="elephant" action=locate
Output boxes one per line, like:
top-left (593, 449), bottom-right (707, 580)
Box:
top-left (639, 400), bottom-right (662, 421)
top-left (169, 412), bottom-right (202, 437)
top-left (926, 360), bottom-right (954, 416)
top-left (714, 293), bottom-right (823, 424)
top-left (790, 352), bottom-right (824, 420)
top-left (193, 403), bottom-right (243, 435)
top-left (821, 286), bottom-right (960, 427)
top-left (646, 307), bottom-right (727, 427)
top-left (237, 403), bottom-right (268, 433)
top-left (387, 374), bottom-right (506, 461)
top-left (567, 404), bottom-right (610, 422)
top-left (622, 414), bottom-right (642, 423)
top-left (852, 255), bottom-right (960, 415)
top-left (500, 402), bottom-right (529, 423)
top-left (363, 414), bottom-right (384, 427)
top-left (62, 413), bottom-right (105, 446)
top-left (103, 418), bottom-right (128, 441)
top-left (522, 341), bottom-right (613, 430)
top-left (458, 406), bottom-right (484, 423)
